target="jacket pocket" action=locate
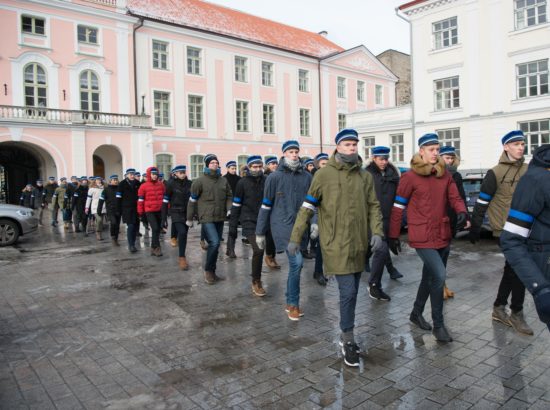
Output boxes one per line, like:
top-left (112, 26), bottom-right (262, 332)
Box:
top-left (408, 222), bottom-right (428, 243)
top-left (440, 216), bottom-right (452, 241)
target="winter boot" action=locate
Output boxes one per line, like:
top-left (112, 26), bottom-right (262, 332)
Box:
top-left (252, 280), bottom-right (266, 297)
top-left (492, 305), bottom-right (512, 326)
top-left (443, 285), bottom-right (454, 300)
top-left (204, 271), bottom-right (216, 285)
top-left (226, 236), bottom-right (237, 258)
top-left (170, 237), bottom-right (178, 247)
top-left (509, 310), bottom-right (534, 335)
top-left (178, 257), bottom-right (188, 271)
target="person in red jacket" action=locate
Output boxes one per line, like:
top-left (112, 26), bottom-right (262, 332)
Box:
top-left (388, 133), bottom-right (469, 343)
top-left (137, 167), bottom-right (166, 257)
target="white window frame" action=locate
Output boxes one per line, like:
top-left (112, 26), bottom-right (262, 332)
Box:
top-left (186, 46), bottom-right (202, 76)
top-left (337, 77), bottom-right (346, 99)
top-left (390, 133), bottom-right (405, 163)
top-left (357, 80), bottom-right (365, 102)
top-left (152, 39), bottom-right (169, 71)
top-left (432, 16), bottom-right (458, 50)
top-left (189, 154), bottom-right (205, 180)
top-left (434, 76), bottom-right (460, 111)
top-left (514, 0), bottom-right (547, 30)
top-left (363, 136), bottom-right (376, 158)
top-left (298, 69), bottom-right (309, 93)
top-left (235, 100), bottom-right (250, 132)
top-left (234, 56), bottom-right (248, 83)
top-left (155, 153), bottom-right (174, 178)
top-left (261, 61), bottom-right (274, 87)
top-left (516, 59), bottom-right (548, 99)
top-left (338, 113), bottom-right (346, 131)
top-left (375, 84), bottom-right (384, 105)
top-left (299, 108), bottom-right (310, 137)
top-left (21, 14), bottom-right (45, 36)
top-left (519, 118), bottom-right (550, 155)
top-left (237, 154), bottom-right (249, 176)
top-left (23, 62), bottom-right (47, 108)
top-left (187, 94), bottom-right (204, 129)
top-left (79, 70), bottom-right (100, 112)
top-left (263, 103), bottom-right (275, 134)
top-left (153, 90), bottom-right (172, 127)
top-left (436, 128), bottom-right (461, 157)
top-left (77, 24), bottom-right (99, 45)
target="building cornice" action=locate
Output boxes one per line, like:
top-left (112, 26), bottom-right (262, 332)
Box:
top-left (400, 0), bottom-right (460, 16)
top-left (20, 0), bottom-right (138, 23)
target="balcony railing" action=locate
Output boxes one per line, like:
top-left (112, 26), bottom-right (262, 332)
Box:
top-left (0, 105), bottom-right (150, 128)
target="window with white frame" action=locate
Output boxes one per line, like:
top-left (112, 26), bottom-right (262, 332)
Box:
top-left (375, 84), bottom-right (384, 105)
top-left (363, 136), bottom-right (376, 158)
top-left (515, 0), bottom-right (547, 30)
top-left (156, 154), bottom-right (173, 177)
top-left (357, 80), bottom-right (365, 102)
top-left (237, 155), bottom-right (248, 175)
top-left (21, 15), bottom-right (45, 35)
top-left (24, 63), bottom-right (47, 108)
top-left (299, 69), bottom-right (309, 92)
top-left (436, 128), bottom-right (461, 156)
top-left (263, 104), bottom-right (275, 134)
top-left (190, 154), bottom-right (205, 179)
top-left (154, 91), bottom-right (170, 126)
top-left (338, 113), bottom-right (346, 131)
top-left (300, 108), bottom-right (310, 137)
top-left (188, 95), bottom-right (203, 128)
top-left (337, 77), bottom-right (346, 99)
top-left (262, 62), bottom-right (273, 87)
top-left (152, 40), bottom-right (168, 70)
top-left (187, 47), bottom-right (201, 75)
top-left (434, 76), bottom-right (460, 111)
top-left (235, 56), bottom-right (248, 82)
top-left (519, 118), bottom-right (549, 155)
top-left (80, 70), bottom-right (100, 112)
top-left (517, 59), bottom-right (548, 98)
top-left (432, 17), bottom-right (458, 50)
top-left (77, 25), bottom-right (98, 45)
top-left (391, 134), bottom-right (405, 163)
top-left (236, 101), bottom-right (249, 132)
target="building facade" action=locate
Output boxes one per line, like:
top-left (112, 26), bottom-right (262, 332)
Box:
top-left (349, 0), bottom-right (550, 172)
top-left (377, 49), bottom-right (411, 106)
top-left (0, 0), bottom-right (397, 203)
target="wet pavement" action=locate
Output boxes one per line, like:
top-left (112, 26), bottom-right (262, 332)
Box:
top-left (1, 219), bottom-right (550, 409)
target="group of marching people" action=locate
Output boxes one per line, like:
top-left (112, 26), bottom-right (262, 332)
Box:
top-left (18, 127), bottom-right (550, 368)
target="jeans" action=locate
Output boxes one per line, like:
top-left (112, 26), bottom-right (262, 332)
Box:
top-left (203, 222), bottom-right (224, 272)
top-left (246, 234), bottom-right (264, 281)
top-left (126, 223), bottom-right (137, 248)
top-left (146, 212), bottom-right (162, 248)
top-left (494, 260), bottom-right (526, 313)
top-left (413, 246), bottom-right (450, 328)
top-left (200, 224), bottom-right (206, 242)
top-left (110, 214), bottom-right (121, 238)
top-left (285, 250), bottom-right (304, 306)
top-left (314, 238), bottom-right (323, 274)
top-left (173, 222), bottom-right (189, 257)
top-left (368, 240), bottom-right (390, 287)
top-left (335, 272), bottom-right (362, 333)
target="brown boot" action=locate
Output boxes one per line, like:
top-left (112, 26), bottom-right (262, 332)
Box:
top-left (271, 256), bottom-right (281, 269)
top-left (443, 285), bottom-right (454, 300)
top-left (264, 255), bottom-right (280, 269)
top-left (96, 231), bottom-right (103, 241)
top-left (170, 237), bottom-right (178, 247)
top-left (112, 237), bottom-right (120, 246)
top-left (204, 270), bottom-right (215, 285)
top-left (252, 280), bottom-right (266, 297)
top-left (178, 257), bottom-right (188, 270)
top-left (155, 247), bottom-right (163, 257)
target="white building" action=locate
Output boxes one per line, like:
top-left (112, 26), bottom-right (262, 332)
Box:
top-left (348, 0), bottom-right (550, 171)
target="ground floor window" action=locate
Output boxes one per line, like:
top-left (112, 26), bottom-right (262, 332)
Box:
top-left (519, 118), bottom-right (549, 155)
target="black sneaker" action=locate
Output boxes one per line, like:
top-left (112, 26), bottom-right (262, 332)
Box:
top-left (338, 339), bottom-right (360, 353)
top-left (342, 342), bottom-right (360, 367)
top-left (369, 285), bottom-right (391, 301)
top-left (409, 312), bottom-right (432, 330)
top-left (388, 267), bottom-right (404, 279)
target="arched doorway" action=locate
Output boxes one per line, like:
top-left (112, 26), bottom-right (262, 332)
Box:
top-left (93, 145), bottom-right (122, 180)
top-left (0, 141), bottom-right (57, 204)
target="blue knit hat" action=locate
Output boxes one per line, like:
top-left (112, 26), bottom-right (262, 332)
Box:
top-left (135, 172), bottom-right (141, 177)
top-left (159, 173), bottom-right (164, 178)
top-left (80, 176), bottom-right (88, 181)
top-left (501, 130), bottom-right (525, 145)
top-left (282, 140), bottom-right (300, 152)
top-left (109, 174), bottom-right (119, 180)
top-left (418, 133), bottom-right (439, 147)
top-left (89, 176), bottom-right (96, 181)
top-left (36, 179), bottom-right (43, 183)
top-left (204, 154), bottom-right (218, 166)
top-left (48, 176), bottom-right (55, 181)
top-left (335, 128), bottom-right (359, 145)
top-left (60, 177), bottom-right (67, 182)
top-left (70, 176), bottom-right (77, 180)
top-left (225, 160), bottom-right (237, 168)
top-left (315, 153), bottom-right (329, 162)
top-left (246, 155), bottom-right (263, 167)
top-left (265, 156), bottom-right (278, 165)
top-left (440, 146), bottom-right (456, 156)
top-left (173, 165), bottom-right (186, 172)
top-left (303, 158), bottom-right (314, 166)
top-left (372, 146), bottom-right (390, 157)
top-left (150, 167), bottom-right (159, 175)
top-left (125, 168), bottom-right (136, 174)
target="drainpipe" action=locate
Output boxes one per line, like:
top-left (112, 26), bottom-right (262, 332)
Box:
top-left (395, 7), bottom-right (415, 155)
top-left (133, 18), bottom-right (144, 115)
top-left (318, 59), bottom-right (323, 153)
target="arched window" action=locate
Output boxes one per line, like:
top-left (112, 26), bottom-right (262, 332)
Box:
top-left (156, 153), bottom-right (173, 178)
top-left (24, 63), bottom-right (47, 108)
top-left (190, 154), bottom-right (205, 180)
top-left (80, 70), bottom-right (100, 112)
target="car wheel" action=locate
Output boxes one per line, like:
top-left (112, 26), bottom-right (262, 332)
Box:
top-left (0, 219), bottom-right (20, 246)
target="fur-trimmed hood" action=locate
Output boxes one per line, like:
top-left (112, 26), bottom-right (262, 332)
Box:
top-left (410, 154), bottom-right (446, 178)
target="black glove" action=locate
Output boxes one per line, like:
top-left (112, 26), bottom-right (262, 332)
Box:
top-left (468, 224), bottom-right (481, 244)
top-left (456, 212), bottom-right (468, 231)
top-left (228, 226), bottom-right (238, 239)
top-left (388, 238), bottom-right (401, 255)
top-left (534, 287), bottom-right (550, 324)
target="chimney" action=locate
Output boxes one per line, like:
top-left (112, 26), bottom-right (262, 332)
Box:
top-left (318, 31), bottom-right (328, 37)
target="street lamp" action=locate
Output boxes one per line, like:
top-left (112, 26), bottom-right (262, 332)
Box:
top-left (140, 93), bottom-right (146, 116)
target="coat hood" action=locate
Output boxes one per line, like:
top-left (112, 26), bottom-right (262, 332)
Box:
top-left (410, 154), bottom-right (446, 178)
top-left (531, 144), bottom-right (550, 168)
top-left (498, 151), bottom-right (525, 167)
top-left (146, 166), bottom-right (159, 182)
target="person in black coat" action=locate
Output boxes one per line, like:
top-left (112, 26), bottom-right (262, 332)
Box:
top-left (98, 175), bottom-right (121, 246)
top-left (223, 160), bottom-right (240, 258)
top-left (162, 165), bottom-right (192, 270)
top-left (365, 147), bottom-right (402, 301)
top-left (19, 184), bottom-right (34, 208)
top-left (117, 169), bottom-right (140, 252)
top-left (71, 177), bottom-right (89, 233)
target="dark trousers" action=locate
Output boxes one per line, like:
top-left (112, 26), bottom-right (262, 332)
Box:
top-left (110, 214), bottom-right (121, 238)
top-left (266, 230), bottom-right (276, 258)
top-left (494, 260), bottom-right (526, 312)
top-left (171, 221), bottom-right (177, 239)
top-left (335, 272), bottom-right (362, 333)
top-left (173, 222), bottom-right (189, 257)
top-left (246, 234), bottom-right (264, 281)
top-left (314, 238), bottom-right (323, 274)
top-left (73, 210), bottom-right (87, 231)
top-left (203, 222), bottom-right (224, 272)
top-left (51, 206), bottom-right (59, 223)
top-left (146, 212), bottom-right (162, 248)
top-left (413, 246), bottom-right (450, 328)
top-left (368, 240), bottom-right (390, 287)
top-left (126, 223), bottom-right (137, 248)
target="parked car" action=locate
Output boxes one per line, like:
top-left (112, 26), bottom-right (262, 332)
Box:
top-left (463, 174), bottom-right (492, 232)
top-left (0, 204), bottom-right (39, 246)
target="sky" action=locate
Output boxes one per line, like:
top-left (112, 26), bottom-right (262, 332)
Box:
top-left (205, 0), bottom-right (411, 56)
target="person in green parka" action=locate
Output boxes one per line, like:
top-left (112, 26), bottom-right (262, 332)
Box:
top-left (288, 128), bottom-right (384, 368)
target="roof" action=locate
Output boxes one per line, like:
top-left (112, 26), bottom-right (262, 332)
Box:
top-left (398, 0), bottom-right (429, 10)
top-left (127, 0), bottom-right (345, 59)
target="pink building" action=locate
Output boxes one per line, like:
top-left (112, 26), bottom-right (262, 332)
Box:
top-left (0, 0), bottom-right (397, 203)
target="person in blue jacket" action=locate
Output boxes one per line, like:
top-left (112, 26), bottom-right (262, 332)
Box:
top-left (500, 144), bottom-right (550, 331)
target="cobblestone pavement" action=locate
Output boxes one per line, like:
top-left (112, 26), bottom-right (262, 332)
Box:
top-left (1, 220), bottom-right (549, 409)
